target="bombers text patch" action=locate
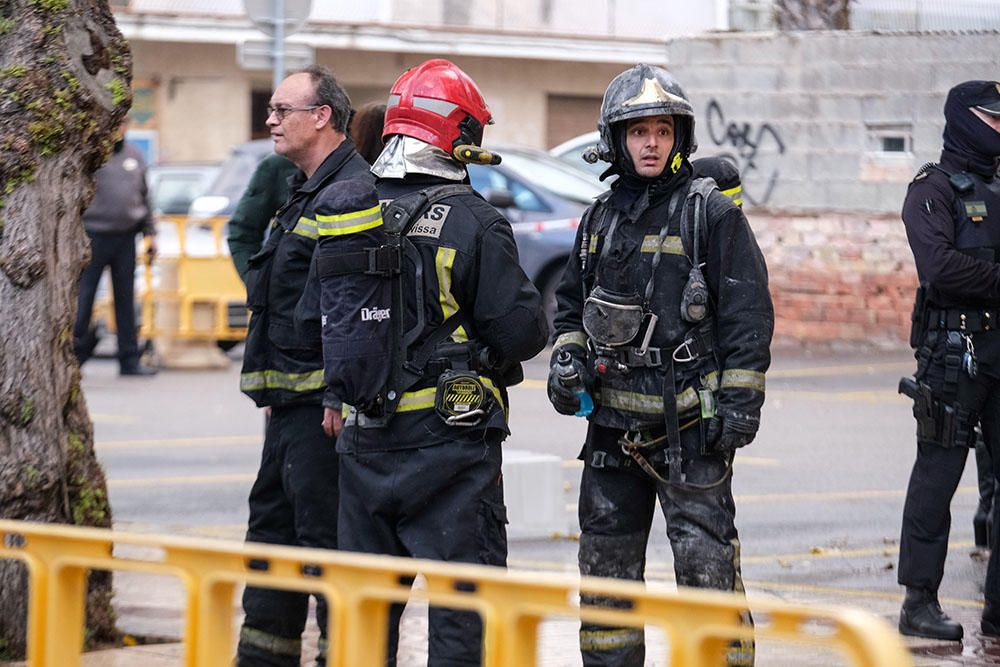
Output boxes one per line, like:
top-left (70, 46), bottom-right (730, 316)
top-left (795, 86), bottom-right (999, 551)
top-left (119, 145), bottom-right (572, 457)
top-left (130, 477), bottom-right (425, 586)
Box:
top-left (407, 204), bottom-right (452, 238)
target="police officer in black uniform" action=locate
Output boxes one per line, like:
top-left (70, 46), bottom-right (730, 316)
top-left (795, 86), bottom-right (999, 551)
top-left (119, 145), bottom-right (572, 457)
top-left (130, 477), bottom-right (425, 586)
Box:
top-left (237, 65), bottom-right (374, 667)
top-left (897, 80), bottom-right (1000, 641)
top-left (322, 59), bottom-right (548, 665)
top-left (548, 64), bottom-right (773, 666)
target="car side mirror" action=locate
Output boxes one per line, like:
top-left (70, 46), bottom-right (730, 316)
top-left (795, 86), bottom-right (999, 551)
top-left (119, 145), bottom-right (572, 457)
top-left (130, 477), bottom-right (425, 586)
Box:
top-left (483, 188), bottom-right (516, 209)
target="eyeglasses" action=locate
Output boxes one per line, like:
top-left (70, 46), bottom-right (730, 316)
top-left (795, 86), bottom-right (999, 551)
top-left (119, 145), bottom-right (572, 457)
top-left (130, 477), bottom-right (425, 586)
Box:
top-left (266, 104), bottom-right (322, 121)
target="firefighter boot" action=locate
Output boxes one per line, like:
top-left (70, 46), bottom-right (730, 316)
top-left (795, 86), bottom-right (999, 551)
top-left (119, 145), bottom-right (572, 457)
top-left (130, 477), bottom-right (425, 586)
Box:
top-left (899, 587), bottom-right (963, 641)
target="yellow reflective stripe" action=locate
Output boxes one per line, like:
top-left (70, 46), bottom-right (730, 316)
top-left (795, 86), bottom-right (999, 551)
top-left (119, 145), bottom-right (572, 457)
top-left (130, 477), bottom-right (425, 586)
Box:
top-left (579, 628), bottom-right (645, 650)
top-left (240, 369), bottom-right (325, 393)
top-left (396, 378), bottom-right (504, 415)
top-left (721, 368), bottom-right (765, 392)
top-left (600, 372), bottom-right (718, 415)
top-left (640, 235), bottom-right (685, 255)
top-left (435, 246), bottom-right (468, 342)
top-left (554, 331), bottom-right (588, 352)
top-left (588, 235), bottom-right (600, 254)
top-left (291, 217), bottom-right (319, 239)
top-left (239, 627), bottom-right (302, 656)
top-left (722, 184), bottom-right (742, 207)
top-left (316, 205), bottom-right (383, 236)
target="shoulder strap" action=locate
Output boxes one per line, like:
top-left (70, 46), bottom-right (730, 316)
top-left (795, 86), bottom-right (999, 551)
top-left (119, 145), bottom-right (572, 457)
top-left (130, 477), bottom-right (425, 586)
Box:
top-left (382, 184), bottom-right (474, 234)
top-left (680, 177), bottom-right (719, 267)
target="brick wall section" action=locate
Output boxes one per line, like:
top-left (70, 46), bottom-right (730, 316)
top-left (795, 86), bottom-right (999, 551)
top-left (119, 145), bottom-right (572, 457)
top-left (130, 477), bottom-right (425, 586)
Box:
top-left (750, 211), bottom-right (918, 349)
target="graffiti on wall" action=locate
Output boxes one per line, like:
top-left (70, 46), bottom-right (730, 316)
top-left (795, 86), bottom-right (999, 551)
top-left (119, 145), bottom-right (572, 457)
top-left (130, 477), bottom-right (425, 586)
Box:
top-left (705, 99), bottom-right (786, 206)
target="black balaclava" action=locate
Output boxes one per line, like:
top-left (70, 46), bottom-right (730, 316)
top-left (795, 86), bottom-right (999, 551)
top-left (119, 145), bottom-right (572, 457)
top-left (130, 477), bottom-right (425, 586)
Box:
top-left (607, 115), bottom-right (692, 211)
top-left (942, 82), bottom-right (1000, 178)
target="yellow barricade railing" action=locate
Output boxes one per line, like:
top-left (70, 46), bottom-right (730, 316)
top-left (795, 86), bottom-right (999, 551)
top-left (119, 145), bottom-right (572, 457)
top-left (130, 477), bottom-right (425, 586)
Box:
top-left (0, 520), bottom-right (912, 667)
top-left (139, 214), bottom-right (247, 343)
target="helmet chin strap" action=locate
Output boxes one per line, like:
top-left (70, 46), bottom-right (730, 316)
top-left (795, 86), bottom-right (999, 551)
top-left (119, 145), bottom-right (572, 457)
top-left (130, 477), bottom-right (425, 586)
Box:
top-left (371, 135), bottom-right (467, 181)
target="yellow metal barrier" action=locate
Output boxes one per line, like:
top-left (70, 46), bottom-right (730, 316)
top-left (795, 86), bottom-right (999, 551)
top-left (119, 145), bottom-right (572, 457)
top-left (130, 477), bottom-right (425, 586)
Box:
top-left (0, 520), bottom-right (912, 667)
top-left (139, 214), bottom-right (247, 344)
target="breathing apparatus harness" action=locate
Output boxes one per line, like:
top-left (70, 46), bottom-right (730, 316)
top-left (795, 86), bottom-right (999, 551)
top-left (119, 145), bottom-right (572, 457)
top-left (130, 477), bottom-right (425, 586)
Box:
top-left (579, 177), bottom-right (731, 490)
top-left (317, 183), bottom-right (502, 428)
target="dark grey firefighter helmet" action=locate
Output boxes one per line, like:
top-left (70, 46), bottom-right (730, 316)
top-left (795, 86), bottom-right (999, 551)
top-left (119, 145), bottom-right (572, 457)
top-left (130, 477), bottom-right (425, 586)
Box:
top-left (596, 64), bottom-right (698, 173)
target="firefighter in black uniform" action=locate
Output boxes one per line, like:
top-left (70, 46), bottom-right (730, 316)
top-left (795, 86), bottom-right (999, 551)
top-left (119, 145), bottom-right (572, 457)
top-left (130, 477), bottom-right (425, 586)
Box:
top-left (548, 64), bottom-right (773, 667)
top-left (897, 80), bottom-right (1000, 641)
top-left (237, 65), bottom-right (374, 667)
top-left (321, 59), bottom-right (548, 666)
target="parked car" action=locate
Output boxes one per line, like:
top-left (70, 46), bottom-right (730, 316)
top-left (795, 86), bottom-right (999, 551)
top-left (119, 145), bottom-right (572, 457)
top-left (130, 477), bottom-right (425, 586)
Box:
top-left (188, 140), bottom-right (275, 219)
top-left (549, 130), bottom-right (609, 181)
top-left (467, 146), bottom-right (605, 334)
top-left (146, 162), bottom-right (219, 215)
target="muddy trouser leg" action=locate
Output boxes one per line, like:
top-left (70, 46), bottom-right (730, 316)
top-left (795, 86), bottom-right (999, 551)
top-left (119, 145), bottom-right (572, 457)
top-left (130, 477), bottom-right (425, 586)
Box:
top-left (578, 425), bottom-right (656, 667)
top-left (239, 405), bottom-right (339, 667)
top-left (658, 426), bottom-right (754, 667)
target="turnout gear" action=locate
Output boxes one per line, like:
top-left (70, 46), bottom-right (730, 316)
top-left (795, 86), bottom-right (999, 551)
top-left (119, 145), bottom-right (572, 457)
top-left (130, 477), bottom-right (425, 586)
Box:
top-left (897, 80), bottom-right (1000, 640)
top-left (332, 60), bottom-right (547, 666)
top-left (238, 138), bottom-right (373, 667)
top-left (552, 65), bottom-right (772, 667)
top-left (240, 140), bottom-right (373, 408)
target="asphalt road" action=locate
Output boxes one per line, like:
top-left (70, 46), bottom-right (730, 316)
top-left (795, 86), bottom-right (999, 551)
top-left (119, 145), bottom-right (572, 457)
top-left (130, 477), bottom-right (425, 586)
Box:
top-left (78, 345), bottom-right (998, 665)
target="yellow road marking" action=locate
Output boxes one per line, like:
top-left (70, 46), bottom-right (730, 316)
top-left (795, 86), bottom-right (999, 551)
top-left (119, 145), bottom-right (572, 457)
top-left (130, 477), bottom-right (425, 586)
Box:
top-left (768, 389), bottom-right (902, 403)
top-left (108, 473), bottom-right (255, 488)
top-left (98, 435), bottom-right (262, 450)
top-left (561, 456), bottom-right (779, 468)
top-left (90, 413), bottom-right (141, 424)
top-left (736, 486), bottom-right (976, 503)
top-left (768, 361), bottom-right (913, 379)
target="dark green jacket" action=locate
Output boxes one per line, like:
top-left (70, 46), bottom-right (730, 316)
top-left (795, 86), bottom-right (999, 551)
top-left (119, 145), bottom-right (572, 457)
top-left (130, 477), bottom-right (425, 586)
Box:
top-left (227, 153), bottom-right (298, 283)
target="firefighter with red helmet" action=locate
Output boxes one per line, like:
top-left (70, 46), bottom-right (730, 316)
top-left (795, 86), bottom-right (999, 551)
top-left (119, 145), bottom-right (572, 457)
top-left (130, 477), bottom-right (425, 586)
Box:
top-left (325, 59), bottom-right (548, 664)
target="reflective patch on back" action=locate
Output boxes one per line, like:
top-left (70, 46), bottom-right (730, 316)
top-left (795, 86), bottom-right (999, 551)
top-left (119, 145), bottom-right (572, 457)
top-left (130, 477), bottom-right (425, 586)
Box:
top-left (407, 204), bottom-right (452, 238)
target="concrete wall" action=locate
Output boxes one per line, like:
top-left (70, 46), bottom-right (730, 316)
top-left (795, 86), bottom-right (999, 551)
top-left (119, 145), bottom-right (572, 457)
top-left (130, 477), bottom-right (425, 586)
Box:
top-left (668, 31), bottom-right (1000, 213)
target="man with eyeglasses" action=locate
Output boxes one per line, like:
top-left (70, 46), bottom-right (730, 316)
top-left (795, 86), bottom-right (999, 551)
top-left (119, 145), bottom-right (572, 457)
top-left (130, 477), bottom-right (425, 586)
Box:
top-left (237, 64), bottom-right (374, 667)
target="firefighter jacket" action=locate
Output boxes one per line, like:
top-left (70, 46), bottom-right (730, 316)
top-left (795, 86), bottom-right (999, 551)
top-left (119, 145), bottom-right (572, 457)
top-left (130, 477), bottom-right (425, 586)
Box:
top-left (552, 172), bottom-right (774, 434)
top-left (240, 140), bottom-right (374, 408)
top-left (902, 151), bottom-right (1000, 310)
top-left (337, 174), bottom-right (549, 453)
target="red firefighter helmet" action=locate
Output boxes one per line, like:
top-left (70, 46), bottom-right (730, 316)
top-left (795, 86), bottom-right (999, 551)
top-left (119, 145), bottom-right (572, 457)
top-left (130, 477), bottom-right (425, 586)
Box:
top-left (382, 59), bottom-right (493, 154)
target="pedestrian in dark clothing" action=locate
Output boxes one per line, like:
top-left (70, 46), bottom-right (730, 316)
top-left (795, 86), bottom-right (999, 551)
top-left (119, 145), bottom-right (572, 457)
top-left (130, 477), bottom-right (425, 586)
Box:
top-left (897, 80), bottom-right (1000, 642)
top-left (237, 64), bottom-right (373, 667)
top-left (320, 59), bottom-right (548, 665)
top-left (74, 120), bottom-right (159, 376)
top-left (548, 64), bottom-right (773, 667)
top-left (348, 101), bottom-right (387, 165)
top-left (227, 152), bottom-right (297, 284)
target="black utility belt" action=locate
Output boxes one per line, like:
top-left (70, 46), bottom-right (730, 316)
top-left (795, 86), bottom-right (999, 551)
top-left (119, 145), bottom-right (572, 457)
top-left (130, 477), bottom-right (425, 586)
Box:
top-left (927, 307), bottom-right (999, 334)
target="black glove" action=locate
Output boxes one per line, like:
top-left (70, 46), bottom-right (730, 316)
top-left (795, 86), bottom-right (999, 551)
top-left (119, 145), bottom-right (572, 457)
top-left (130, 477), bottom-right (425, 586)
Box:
top-left (547, 354), bottom-right (588, 416)
top-left (703, 410), bottom-right (759, 454)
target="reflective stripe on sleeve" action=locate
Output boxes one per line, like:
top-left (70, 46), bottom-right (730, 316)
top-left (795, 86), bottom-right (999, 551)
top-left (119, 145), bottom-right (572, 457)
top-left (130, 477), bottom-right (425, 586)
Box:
top-left (291, 217), bottom-right (319, 239)
top-left (722, 185), bottom-right (743, 207)
top-left (316, 204), bottom-right (383, 236)
top-left (240, 369), bottom-right (326, 393)
top-left (720, 368), bottom-right (765, 392)
top-left (553, 331), bottom-right (588, 352)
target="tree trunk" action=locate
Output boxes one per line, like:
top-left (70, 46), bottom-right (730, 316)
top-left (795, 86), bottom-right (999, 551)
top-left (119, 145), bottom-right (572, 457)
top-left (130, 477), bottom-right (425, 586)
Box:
top-left (0, 0), bottom-right (131, 658)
